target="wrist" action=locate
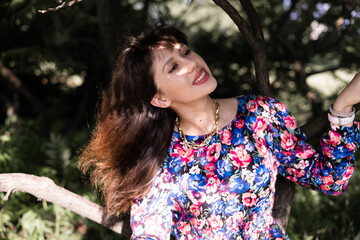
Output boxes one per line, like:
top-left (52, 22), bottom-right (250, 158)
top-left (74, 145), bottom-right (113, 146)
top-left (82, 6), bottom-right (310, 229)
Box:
top-left (332, 101), bottom-right (353, 113)
top-left (328, 105), bottom-right (355, 127)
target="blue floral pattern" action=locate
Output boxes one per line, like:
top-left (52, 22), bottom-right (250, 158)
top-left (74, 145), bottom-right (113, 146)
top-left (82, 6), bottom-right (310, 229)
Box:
top-left (130, 95), bottom-right (359, 239)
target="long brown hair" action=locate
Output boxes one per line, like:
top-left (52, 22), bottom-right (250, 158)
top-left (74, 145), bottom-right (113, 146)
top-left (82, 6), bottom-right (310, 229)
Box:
top-left (78, 26), bottom-right (188, 215)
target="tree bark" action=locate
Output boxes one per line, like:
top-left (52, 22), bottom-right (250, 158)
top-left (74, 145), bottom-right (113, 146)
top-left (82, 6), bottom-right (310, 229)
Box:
top-left (0, 173), bottom-right (132, 238)
top-left (212, 0), bottom-right (271, 96)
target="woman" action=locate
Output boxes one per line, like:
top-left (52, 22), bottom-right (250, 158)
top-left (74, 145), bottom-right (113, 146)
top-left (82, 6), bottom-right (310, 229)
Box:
top-left (79, 26), bottom-right (360, 239)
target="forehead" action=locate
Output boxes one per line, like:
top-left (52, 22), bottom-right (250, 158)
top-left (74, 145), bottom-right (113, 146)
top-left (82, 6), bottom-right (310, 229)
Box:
top-left (150, 41), bottom-right (182, 60)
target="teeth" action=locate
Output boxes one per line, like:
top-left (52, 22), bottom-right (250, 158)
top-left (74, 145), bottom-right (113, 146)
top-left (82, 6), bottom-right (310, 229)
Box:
top-left (194, 71), bottom-right (205, 84)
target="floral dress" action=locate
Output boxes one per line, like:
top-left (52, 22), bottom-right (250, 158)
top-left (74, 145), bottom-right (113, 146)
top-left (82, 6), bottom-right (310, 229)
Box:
top-left (130, 94), bottom-right (359, 240)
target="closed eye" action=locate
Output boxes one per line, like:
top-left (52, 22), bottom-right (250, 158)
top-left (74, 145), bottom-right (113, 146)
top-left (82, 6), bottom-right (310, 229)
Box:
top-left (169, 64), bottom-right (178, 73)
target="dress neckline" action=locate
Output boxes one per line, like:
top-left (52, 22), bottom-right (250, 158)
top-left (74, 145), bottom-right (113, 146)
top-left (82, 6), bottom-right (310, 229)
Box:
top-left (173, 97), bottom-right (239, 140)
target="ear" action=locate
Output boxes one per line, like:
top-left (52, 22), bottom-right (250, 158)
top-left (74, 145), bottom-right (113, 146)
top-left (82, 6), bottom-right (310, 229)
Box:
top-left (151, 94), bottom-right (171, 108)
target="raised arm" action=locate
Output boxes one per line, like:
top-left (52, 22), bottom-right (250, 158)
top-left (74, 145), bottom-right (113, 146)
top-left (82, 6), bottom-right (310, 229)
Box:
top-left (268, 96), bottom-right (359, 195)
top-left (332, 72), bottom-right (360, 121)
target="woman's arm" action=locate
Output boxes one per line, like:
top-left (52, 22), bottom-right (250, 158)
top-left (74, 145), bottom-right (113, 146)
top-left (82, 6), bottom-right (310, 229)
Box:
top-left (266, 95), bottom-right (359, 195)
top-left (332, 73), bottom-right (360, 121)
top-left (130, 168), bottom-right (174, 240)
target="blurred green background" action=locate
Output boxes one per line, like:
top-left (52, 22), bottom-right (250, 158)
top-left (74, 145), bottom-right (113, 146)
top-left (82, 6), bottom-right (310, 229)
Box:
top-left (1, 0), bottom-right (360, 239)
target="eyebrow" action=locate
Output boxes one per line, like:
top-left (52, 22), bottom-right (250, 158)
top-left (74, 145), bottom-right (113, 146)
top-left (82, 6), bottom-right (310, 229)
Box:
top-left (163, 57), bottom-right (174, 73)
top-left (162, 43), bottom-right (185, 73)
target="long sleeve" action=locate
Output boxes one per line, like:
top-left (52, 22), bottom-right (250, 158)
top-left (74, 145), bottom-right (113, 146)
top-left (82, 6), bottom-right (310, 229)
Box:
top-left (130, 168), bottom-right (174, 240)
top-left (267, 97), bottom-right (359, 195)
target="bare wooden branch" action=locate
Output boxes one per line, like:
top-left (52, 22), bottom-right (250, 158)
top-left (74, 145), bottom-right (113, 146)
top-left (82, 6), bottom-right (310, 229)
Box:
top-left (212, 0), bottom-right (254, 47)
top-left (0, 173), bottom-right (131, 237)
top-left (212, 0), bottom-right (271, 96)
top-left (38, 0), bottom-right (83, 13)
top-left (239, 0), bottom-right (264, 40)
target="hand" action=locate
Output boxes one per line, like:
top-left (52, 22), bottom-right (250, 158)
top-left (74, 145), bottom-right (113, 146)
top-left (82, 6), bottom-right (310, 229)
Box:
top-left (333, 72), bottom-right (360, 113)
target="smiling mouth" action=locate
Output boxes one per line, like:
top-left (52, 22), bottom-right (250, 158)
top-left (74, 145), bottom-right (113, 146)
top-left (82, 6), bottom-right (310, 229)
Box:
top-left (193, 68), bottom-right (208, 85)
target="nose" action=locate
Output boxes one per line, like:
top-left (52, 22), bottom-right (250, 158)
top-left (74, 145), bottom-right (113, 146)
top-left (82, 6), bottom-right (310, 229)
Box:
top-left (179, 58), bottom-right (196, 75)
top-left (187, 59), bottom-right (196, 73)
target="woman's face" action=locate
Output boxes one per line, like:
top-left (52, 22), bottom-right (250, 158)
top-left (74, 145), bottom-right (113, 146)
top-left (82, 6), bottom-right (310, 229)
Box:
top-left (150, 42), bottom-right (217, 109)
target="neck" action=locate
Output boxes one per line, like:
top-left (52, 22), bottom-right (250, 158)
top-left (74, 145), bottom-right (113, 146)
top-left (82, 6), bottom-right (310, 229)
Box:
top-left (173, 96), bottom-right (217, 135)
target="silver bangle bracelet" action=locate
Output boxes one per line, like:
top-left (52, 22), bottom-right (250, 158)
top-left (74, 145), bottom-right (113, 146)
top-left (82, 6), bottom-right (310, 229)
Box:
top-left (328, 113), bottom-right (355, 126)
top-left (329, 105), bottom-right (355, 118)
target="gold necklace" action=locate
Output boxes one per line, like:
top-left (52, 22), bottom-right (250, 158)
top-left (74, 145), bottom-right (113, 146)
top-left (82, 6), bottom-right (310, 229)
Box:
top-left (175, 99), bottom-right (220, 149)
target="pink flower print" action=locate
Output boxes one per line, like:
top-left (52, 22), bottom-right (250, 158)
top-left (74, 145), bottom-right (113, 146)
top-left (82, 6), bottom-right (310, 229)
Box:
top-left (295, 147), bottom-right (316, 159)
top-left (274, 102), bottom-right (287, 112)
top-left (286, 175), bottom-right (297, 182)
top-left (320, 184), bottom-right (331, 191)
top-left (130, 201), bottom-right (146, 218)
top-left (190, 204), bottom-right (201, 217)
top-left (346, 142), bottom-right (357, 151)
top-left (255, 138), bottom-right (268, 157)
top-left (257, 99), bottom-right (270, 112)
top-left (246, 99), bottom-right (259, 113)
top-left (253, 117), bottom-right (268, 137)
top-left (235, 118), bottom-right (245, 129)
top-left (144, 214), bottom-right (165, 236)
top-left (206, 143), bottom-right (221, 162)
top-left (286, 167), bottom-right (305, 178)
top-left (174, 200), bottom-right (182, 212)
top-left (322, 175), bottom-right (334, 185)
top-left (226, 212), bottom-right (244, 232)
top-left (328, 130), bottom-right (342, 146)
top-left (180, 173), bottom-right (189, 190)
top-left (204, 162), bottom-right (216, 175)
top-left (230, 145), bottom-right (252, 168)
top-left (280, 130), bottom-right (297, 150)
top-left (171, 145), bottom-right (195, 164)
top-left (242, 192), bottom-right (257, 207)
top-left (205, 176), bottom-right (220, 193)
top-left (187, 190), bottom-right (206, 206)
top-left (207, 214), bottom-right (224, 232)
top-left (284, 115), bottom-right (297, 129)
top-left (178, 221), bottom-right (191, 235)
top-left (158, 169), bottom-right (172, 185)
top-left (343, 166), bottom-right (354, 181)
top-left (293, 159), bottom-right (310, 170)
top-left (322, 145), bottom-right (334, 158)
top-left (190, 218), bottom-right (205, 230)
top-left (221, 129), bottom-right (232, 145)
top-left (202, 228), bottom-right (213, 239)
top-left (335, 179), bottom-right (345, 185)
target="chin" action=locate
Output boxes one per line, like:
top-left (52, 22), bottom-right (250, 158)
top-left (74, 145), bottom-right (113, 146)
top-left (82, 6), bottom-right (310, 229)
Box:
top-left (207, 77), bottom-right (218, 94)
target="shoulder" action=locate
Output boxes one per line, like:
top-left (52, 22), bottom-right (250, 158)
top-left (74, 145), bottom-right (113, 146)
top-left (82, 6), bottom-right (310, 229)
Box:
top-left (235, 94), bottom-right (290, 115)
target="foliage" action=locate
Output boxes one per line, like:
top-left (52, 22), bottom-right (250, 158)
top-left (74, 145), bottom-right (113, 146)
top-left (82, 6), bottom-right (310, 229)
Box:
top-left (1, 0), bottom-right (360, 239)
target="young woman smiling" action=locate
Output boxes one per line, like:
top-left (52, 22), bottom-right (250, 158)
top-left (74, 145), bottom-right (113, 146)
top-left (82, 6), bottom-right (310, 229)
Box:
top-left (79, 26), bottom-right (360, 239)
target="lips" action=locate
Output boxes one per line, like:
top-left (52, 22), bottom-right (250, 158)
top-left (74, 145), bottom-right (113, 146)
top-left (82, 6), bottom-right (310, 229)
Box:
top-left (193, 68), bottom-right (209, 85)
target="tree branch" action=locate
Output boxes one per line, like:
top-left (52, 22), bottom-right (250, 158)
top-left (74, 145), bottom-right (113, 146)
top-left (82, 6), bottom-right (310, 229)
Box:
top-left (306, 64), bottom-right (345, 78)
top-left (212, 0), bottom-right (254, 47)
top-left (38, 0), bottom-right (83, 13)
top-left (212, 0), bottom-right (271, 96)
top-left (0, 173), bottom-right (131, 238)
top-left (238, 0), bottom-right (264, 40)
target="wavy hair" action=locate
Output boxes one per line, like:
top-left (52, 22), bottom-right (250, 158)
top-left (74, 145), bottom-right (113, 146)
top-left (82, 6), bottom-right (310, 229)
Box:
top-left (78, 26), bottom-right (188, 215)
